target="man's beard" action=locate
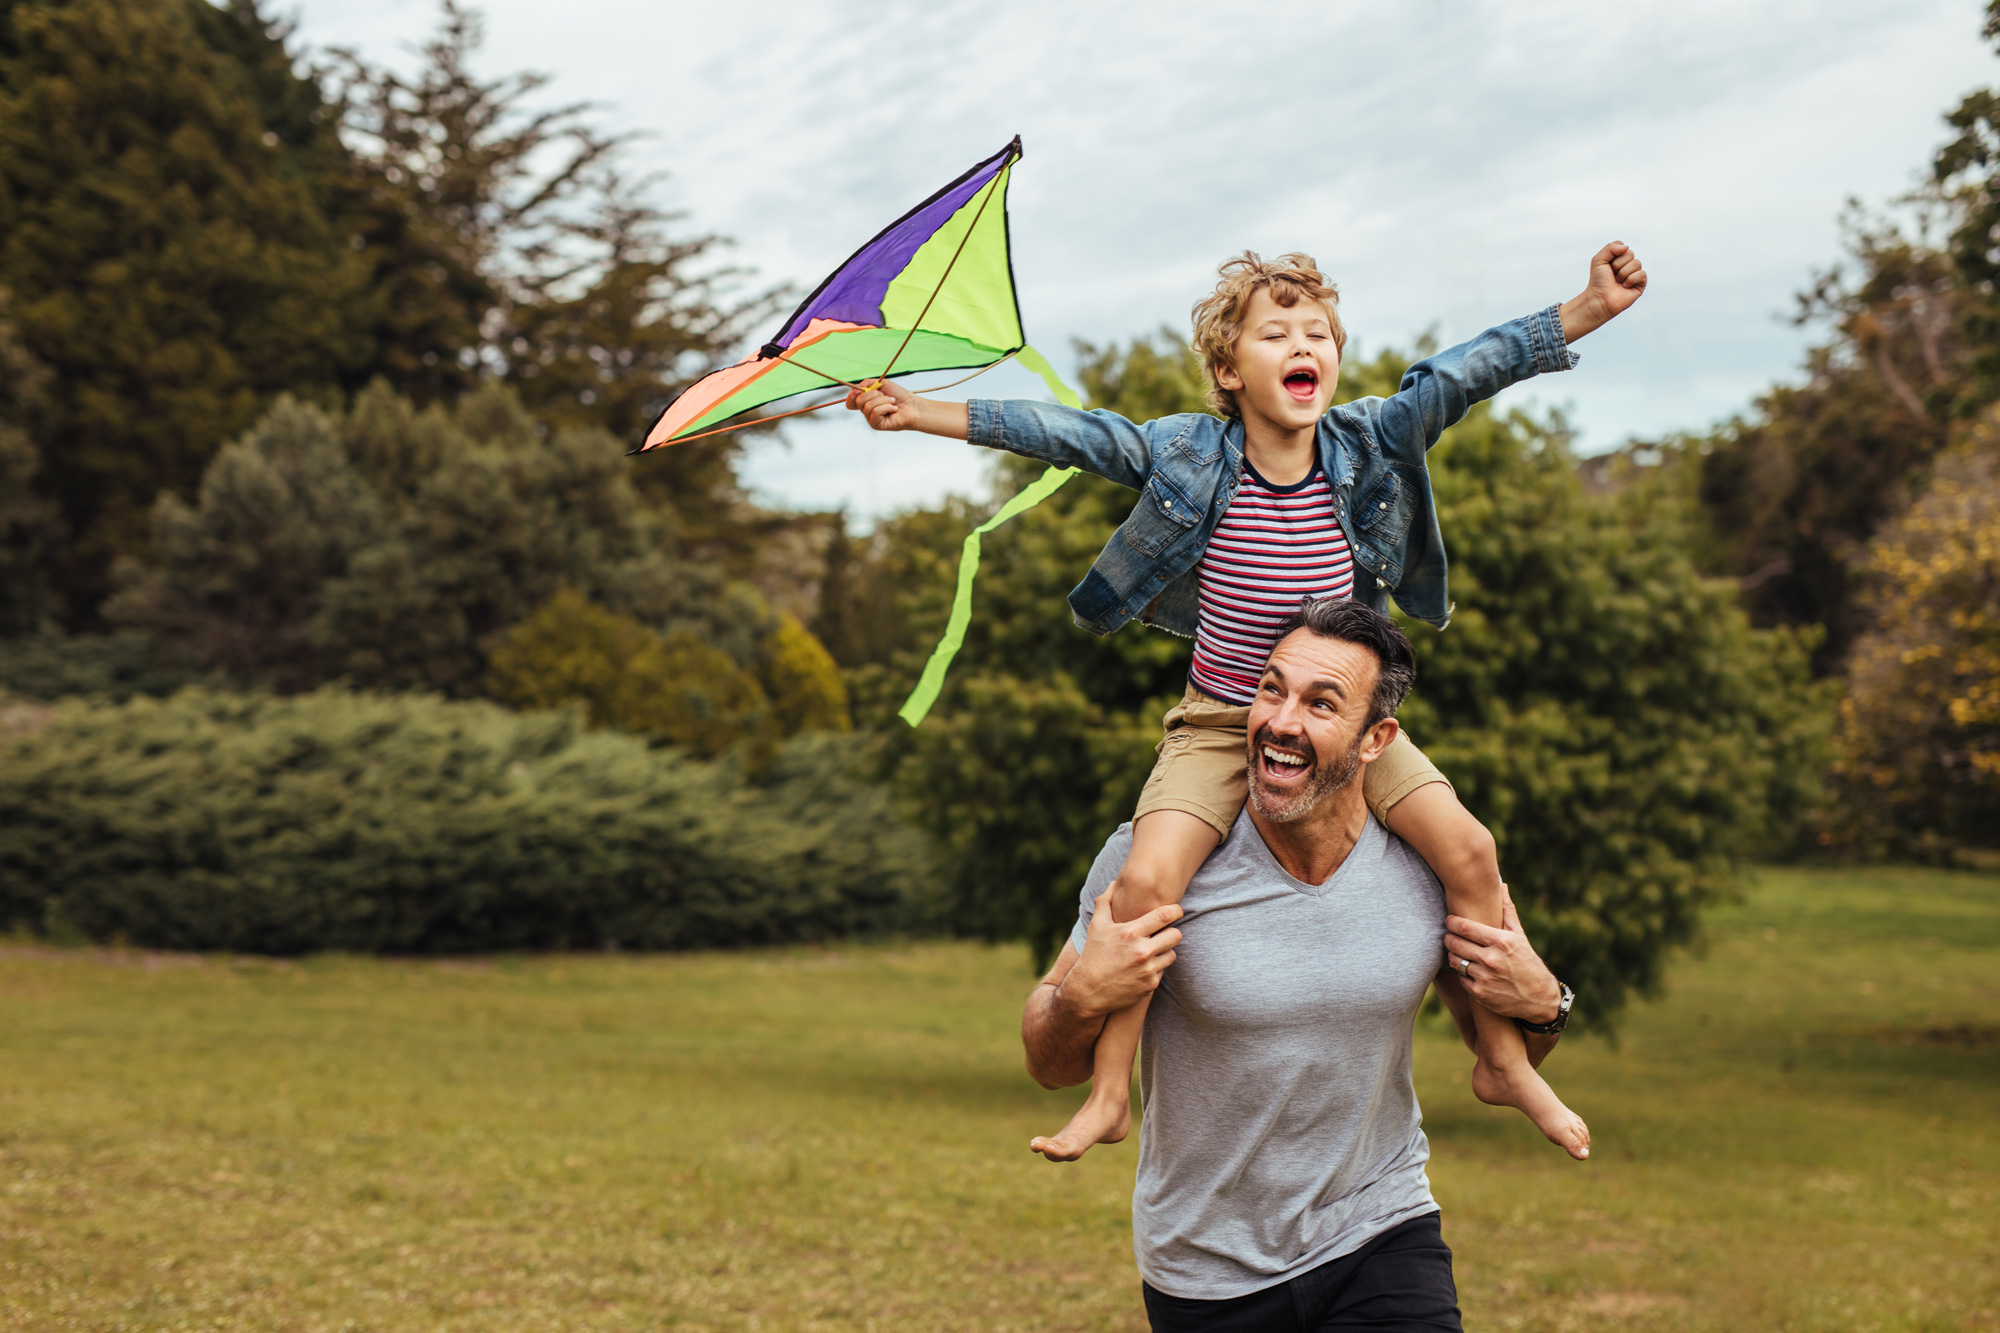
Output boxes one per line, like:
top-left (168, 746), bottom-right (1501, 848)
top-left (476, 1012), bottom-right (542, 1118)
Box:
top-left (1246, 723), bottom-right (1364, 824)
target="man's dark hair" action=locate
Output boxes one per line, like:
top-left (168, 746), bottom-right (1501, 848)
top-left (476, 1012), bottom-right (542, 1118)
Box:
top-left (1269, 597), bottom-right (1417, 727)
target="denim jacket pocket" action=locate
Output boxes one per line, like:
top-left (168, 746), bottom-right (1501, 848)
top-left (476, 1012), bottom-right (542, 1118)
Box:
top-left (1166, 417), bottom-right (1224, 467)
top-left (1121, 471), bottom-right (1201, 558)
top-left (1352, 468), bottom-right (1415, 549)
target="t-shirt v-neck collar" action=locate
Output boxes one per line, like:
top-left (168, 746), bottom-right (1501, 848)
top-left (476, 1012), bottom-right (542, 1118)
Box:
top-left (1233, 808), bottom-right (1383, 898)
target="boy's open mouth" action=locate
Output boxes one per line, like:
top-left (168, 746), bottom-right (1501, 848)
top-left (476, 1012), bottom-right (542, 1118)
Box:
top-left (1282, 367), bottom-right (1319, 402)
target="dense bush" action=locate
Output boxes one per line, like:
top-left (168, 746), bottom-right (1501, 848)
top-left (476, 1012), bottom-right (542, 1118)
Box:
top-left (488, 591), bottom-right (849, 758)
top-left (486, 588), bottom-right (769, 756)
top-left (0, 630), bottom-right (201, 701)
top-left (0, 687), bottom-right (936, 954)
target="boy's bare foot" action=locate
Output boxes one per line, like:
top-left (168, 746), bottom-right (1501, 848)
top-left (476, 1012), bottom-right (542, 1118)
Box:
top-left (1029, 1088), bottom-right (1131, 1162)
top-left (1470, 1059), bottom-right (1591, 1161)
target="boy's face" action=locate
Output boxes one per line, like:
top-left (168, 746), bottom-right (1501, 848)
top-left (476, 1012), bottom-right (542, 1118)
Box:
top-left (1216, 287), bottom-right (1340, 434)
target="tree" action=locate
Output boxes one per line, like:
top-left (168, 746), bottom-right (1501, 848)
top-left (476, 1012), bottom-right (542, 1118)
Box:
top-left (850, 334), bottom-right (1823, 1018)
top-left (319, 2), bottom-right (781, 519)
top-left (1823, 422), bottom-right (2000, 858)
top-left (0, 0), bottom-right (375, 617)
top-left (1688, 6), bottom-right (2000, 671)
top-left (487, 588), bottom-right (793, 758)
top-left (0, 297), bottom-right (57, 635)
top-left (1935, 0), bottom-right (2000, 408)
top-left (1401, 400), bottom-right (1826, 1022)
top-left (106, 380), bottom-right (755, 697)
top-left (1694, 209), bottom-right (1969, 670)
top-left (759, 611), bottom-right (851, 734)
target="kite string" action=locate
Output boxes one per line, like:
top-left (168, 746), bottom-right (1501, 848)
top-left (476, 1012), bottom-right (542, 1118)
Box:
top-left (650, 354), bottom-right (1019, 449)
top-left (873, 150), bottom-right (1015, 386)
top-left (767, 349), bottom-right (868, 394)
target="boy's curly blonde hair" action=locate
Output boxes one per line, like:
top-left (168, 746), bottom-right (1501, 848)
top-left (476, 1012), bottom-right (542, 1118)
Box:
top-left (1190, 252), bottom-right (1346, 419)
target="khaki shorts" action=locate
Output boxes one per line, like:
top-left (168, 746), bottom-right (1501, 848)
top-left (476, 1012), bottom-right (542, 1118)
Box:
top-left (1133, 684), bottom-right (1451, 838)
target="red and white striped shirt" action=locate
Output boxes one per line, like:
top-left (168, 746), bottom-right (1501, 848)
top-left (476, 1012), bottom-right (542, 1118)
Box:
top-left (1187, 461), bottom-right (1355, 705)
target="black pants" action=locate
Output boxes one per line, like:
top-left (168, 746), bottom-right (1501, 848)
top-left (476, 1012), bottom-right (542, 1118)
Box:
top-left (1142, 1213), bottom-right (1462, 1332)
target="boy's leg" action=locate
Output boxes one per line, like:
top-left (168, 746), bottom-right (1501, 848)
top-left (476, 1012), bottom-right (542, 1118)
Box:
top-left (1372, 744), bottom-right (1591, 1162)
top-left (1029, 810), bottom-right (1220, 1161)
top-left (1031, 688), bottom-right (1246, 1162)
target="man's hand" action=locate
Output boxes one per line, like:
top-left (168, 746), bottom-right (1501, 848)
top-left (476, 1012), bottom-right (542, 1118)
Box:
top-left (1558, 241), bottom-right (1647, 343)
top-left (1442, 883), bottom-right (1562, 1025)
top-left (1061, 887), bottom-right (1183, 1019)
top-left (843, 380), bottom-right (970, 438)
top-left (1021, 885), bottom-right (1182, 1089)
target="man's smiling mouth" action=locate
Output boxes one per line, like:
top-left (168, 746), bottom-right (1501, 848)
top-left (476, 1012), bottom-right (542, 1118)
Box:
top-left (1260, 743), bottom-right (1311, 779)
top-left (1282, 367), bottom-right (1319, 402)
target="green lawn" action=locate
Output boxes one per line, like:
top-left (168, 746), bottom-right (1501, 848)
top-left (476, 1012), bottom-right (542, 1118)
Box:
top-left (0, 864), bottom-right (1993, 1332)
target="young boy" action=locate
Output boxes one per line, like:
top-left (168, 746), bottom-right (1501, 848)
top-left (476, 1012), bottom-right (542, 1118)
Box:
top-left (847, 242), bottom-right (1647, 1163)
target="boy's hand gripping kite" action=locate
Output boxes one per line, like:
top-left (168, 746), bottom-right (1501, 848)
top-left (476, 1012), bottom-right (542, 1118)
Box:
top-left (636, 136), bottom-right (1079, 725)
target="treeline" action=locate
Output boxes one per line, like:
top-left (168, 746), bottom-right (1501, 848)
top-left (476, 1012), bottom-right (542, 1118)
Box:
top-left (1635, 7), bottom-right (2000, 860)
top-left (1, 1), bottom-right (1993, 1008)
top-left (1, 1), bottom-right (777, 623)
top-left (0, 0), bottom-right (888, 950)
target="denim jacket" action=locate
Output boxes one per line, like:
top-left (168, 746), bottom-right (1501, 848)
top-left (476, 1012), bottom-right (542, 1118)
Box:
top-left (965, 305), bottom-right (1578, 636)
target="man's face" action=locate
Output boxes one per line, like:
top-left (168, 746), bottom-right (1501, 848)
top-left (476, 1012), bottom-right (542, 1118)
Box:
top-left (1245, 631), bottom-right (1396, 824)
top-left (1215, 287), bottom-right (1341, 434)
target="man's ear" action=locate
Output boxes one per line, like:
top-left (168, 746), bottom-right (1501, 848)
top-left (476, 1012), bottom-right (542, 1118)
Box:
top-left (1359, 716), bottom-right (1399, 765)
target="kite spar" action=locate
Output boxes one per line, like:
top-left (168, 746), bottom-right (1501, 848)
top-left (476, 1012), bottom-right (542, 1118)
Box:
top-left (636, 136), bottom-right (1082, 725)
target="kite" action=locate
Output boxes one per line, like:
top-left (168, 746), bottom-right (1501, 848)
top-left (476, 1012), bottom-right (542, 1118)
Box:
top-left (636, 135), bottom-right (1081, 726)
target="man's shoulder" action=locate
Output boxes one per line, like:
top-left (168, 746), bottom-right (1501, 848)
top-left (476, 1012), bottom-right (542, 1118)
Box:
top-left (1080, 821), bottom-right (1137, 900)
top-left (1371, 817), bottom-right (1446, 898)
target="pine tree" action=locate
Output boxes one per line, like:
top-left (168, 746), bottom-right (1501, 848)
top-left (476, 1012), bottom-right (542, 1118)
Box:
top-left (319, 2), bottom-right (778, 513)
top-left (0, 295), bottom-right (57, 635)
top-left (0, 0), bottom-right (374, 619)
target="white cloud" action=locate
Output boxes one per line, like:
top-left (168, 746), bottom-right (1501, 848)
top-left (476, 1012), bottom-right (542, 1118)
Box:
top-left (291, 0), bottom-right (1994, 518)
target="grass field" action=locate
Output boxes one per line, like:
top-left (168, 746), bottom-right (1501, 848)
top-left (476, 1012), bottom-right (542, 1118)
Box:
top-left (0, 864), bottom-right (1994, 1332)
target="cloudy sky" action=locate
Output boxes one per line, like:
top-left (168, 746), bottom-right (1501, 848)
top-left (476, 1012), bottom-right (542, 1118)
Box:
top-left (292, 0), bottom-right (1992, 520)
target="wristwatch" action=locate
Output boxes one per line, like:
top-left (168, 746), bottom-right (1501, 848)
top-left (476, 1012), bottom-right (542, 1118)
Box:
top-left (1515, 981), bottom-right (1573, 1035)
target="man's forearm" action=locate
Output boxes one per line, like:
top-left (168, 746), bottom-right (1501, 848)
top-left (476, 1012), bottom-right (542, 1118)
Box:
top-left (1434, 968), bottom-right (1561, 1069)
top-left (1021, 977), bottom-right (1106, 1090)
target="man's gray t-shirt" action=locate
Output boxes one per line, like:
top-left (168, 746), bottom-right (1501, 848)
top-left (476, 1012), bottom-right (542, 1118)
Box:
top-left (1068, 808), bottom-right (1446, 1301)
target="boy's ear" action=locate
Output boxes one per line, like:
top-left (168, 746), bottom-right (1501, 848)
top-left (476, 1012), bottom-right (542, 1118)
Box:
top-left (1214, 358), bottom-right (1243, 392)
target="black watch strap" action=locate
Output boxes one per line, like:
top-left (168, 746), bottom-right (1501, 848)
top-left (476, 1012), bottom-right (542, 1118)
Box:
top-left (1515, 982), bottom-right (1573, 1035)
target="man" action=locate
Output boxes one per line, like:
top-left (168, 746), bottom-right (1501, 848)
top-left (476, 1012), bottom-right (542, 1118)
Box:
top-left (1022, 598), bottom-right (1572, 1331)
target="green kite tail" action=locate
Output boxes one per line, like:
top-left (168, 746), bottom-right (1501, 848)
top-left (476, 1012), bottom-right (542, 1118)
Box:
top-left (897, 344), bottom-right (1082, 727)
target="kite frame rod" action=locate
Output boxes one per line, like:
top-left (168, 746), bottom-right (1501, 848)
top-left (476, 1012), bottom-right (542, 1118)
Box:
top-left (875, 146), bottom-right (1018, 386)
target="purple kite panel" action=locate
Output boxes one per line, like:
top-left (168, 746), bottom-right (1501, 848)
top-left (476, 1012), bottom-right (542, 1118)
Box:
top-left (772, 144), bottom-right (1014, 350)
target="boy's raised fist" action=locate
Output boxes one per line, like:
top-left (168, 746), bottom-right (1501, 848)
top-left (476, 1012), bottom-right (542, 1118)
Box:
top-left (1559, 241), bottom-right (1647, 342)
top-left (1590, 241), bottom-right (1647, 316)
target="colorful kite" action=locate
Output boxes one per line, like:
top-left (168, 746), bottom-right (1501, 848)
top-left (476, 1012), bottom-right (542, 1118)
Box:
top-left (637, 136), bottom-right (1081, 726)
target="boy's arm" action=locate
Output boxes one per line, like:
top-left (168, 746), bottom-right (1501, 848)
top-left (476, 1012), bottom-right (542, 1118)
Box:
top-left (1386, 783), bottom-right (1566, 1067)
top-left (1344, 241), bottom-right (1647, 464)
top-left (848, 381), bottom-right (1157, 491)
